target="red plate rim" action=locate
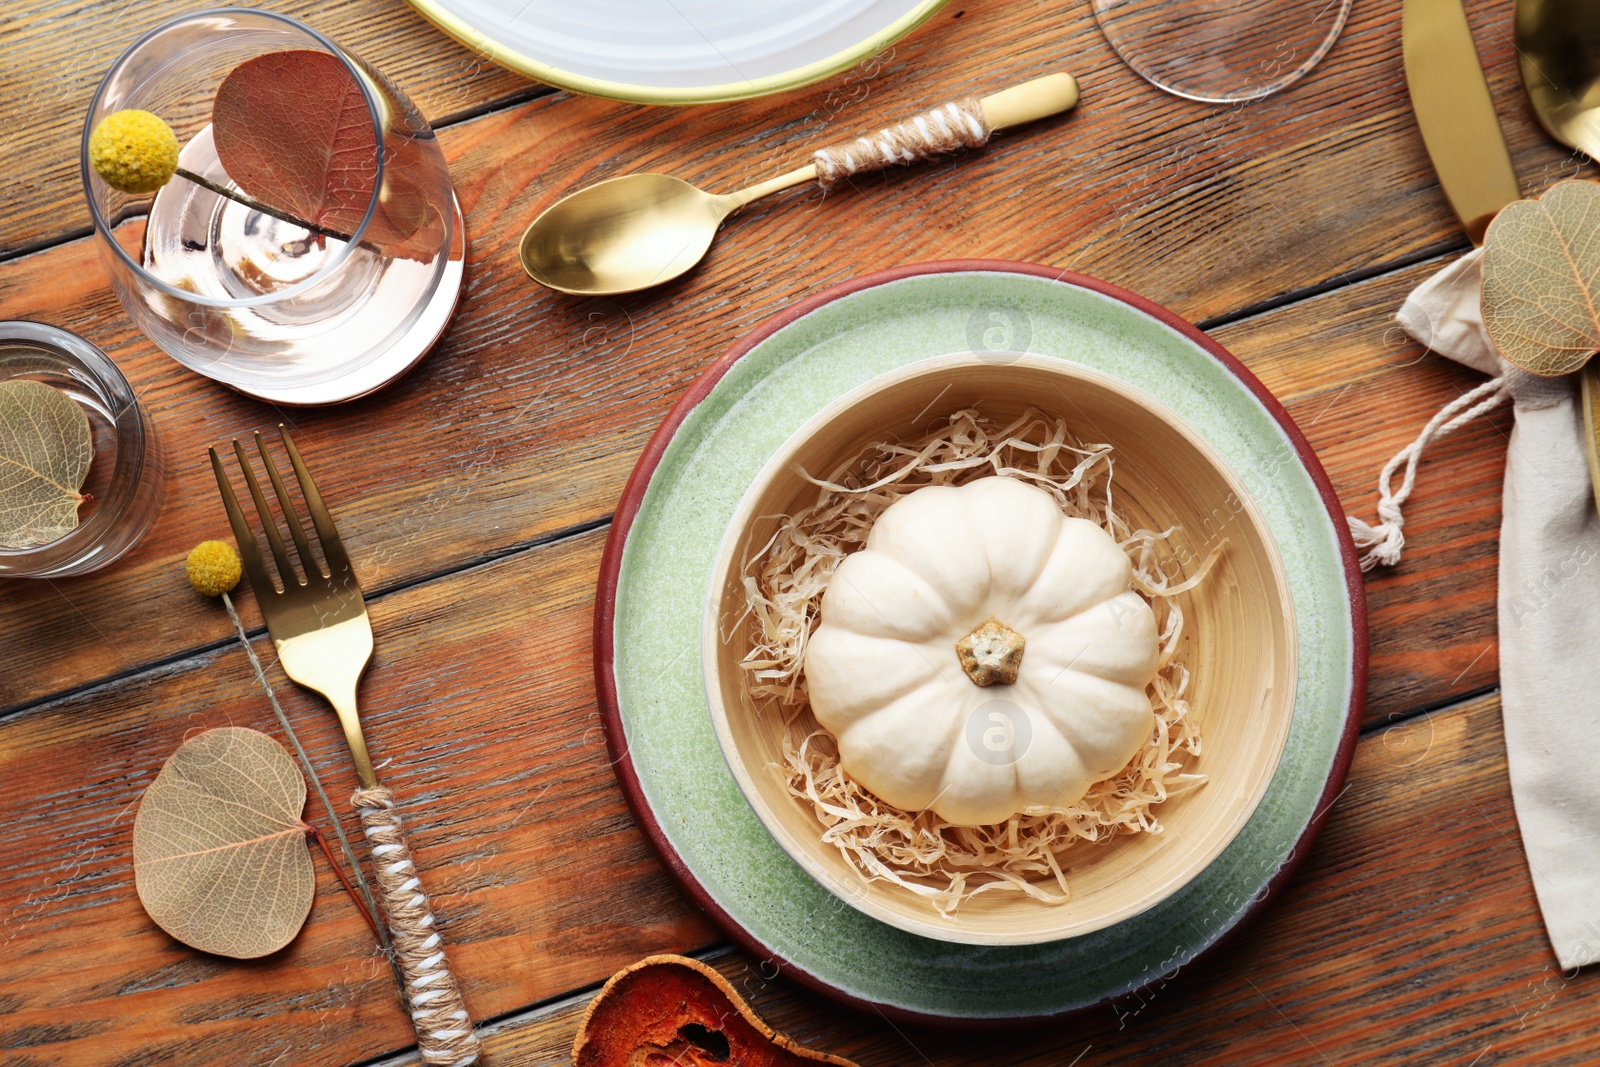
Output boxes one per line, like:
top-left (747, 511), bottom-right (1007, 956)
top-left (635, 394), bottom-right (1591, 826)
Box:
top-left (592, 259), bottom-right (1369, 1029)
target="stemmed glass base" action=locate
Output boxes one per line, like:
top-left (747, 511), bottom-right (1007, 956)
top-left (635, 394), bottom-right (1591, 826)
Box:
top-left (1092, 0), bottom-right (1353, 103)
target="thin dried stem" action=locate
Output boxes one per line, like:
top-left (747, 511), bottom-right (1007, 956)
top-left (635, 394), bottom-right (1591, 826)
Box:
top-left (222, 592), bottom-right (394, 964)
top-left (305, 822), bottom-right (383, 942)
top-left (175, 166), bottom-right (354, 242)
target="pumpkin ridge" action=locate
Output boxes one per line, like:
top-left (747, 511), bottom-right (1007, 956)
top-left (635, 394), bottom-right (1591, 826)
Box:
top-left (834, 680), bottom-right (963, 811)
top-left (1022, 596), bottom-right (1159, 687)
top-left (935, 706), bottom-right (1027, 825)
top-left (805, 629), bottom-right (945, 720)
top-left (865, 486), bottom-right (991, 618)
top-left (823, 551), bottom-right (959, 640)
top-left (1013, 517), bottom-right (1136, 624)
top-left (962, 476), bottom-right (1064, 599)
top-left (1029, 672), bottom-right (1152, 780)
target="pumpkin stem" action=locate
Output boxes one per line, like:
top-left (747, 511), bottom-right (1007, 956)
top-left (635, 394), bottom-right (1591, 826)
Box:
top-left (955, 616), bottom-right (1025, 686)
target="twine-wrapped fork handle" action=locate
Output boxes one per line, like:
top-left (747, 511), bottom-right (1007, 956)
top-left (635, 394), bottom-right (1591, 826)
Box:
top-left (354, 786), bottom-right (481, 1067)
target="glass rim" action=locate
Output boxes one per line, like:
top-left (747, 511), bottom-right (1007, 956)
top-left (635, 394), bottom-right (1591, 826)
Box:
top-left (0, 319), bottom-right (139, 416)
top-left (80, 6), bottom-right (386, 310)
top-left (0, 320), bottom-right (152, 563)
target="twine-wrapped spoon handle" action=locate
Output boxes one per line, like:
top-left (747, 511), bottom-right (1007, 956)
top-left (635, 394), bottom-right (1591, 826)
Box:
top-left (717, 72), bottom-right (1081, 207)
top-left (812, 73), bottom-right (1080, 188)
top-left (354, 786), bottom-right (482, 1067)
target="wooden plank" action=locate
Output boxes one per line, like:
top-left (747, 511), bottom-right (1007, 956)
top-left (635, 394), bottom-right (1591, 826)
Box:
top-left (0, 0), bottom-right (1567, 713)
top-left (0, 0), bottom-right (536, 257)
top-left (0, 528), bottom-right (717, 1067)
top-left (376, 692), bottom-right (1600, 1067)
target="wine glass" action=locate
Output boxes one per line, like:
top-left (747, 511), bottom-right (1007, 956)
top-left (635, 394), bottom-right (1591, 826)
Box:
top-left (82, 8), bottom-right (465, 405)
top-left (1092, 0), bottom-right (1353, 104)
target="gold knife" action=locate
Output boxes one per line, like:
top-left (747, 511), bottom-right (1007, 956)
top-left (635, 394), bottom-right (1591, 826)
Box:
top-left (1403, 0), bottom-right (1522, 245)
top-left (1400, 0), bottom-right (1600, 510)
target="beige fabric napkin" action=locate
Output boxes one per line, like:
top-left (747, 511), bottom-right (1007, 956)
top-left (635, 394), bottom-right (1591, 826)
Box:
top-left (1368, 248), bottom-right (1600, 971)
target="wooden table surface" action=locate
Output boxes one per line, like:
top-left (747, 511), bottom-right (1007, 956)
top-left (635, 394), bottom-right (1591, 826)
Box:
top-left (3, 1), bottom-right (1596, 1063)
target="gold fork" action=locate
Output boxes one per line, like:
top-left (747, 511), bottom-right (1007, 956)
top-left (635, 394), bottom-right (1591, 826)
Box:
top-left (211, 426), bottom-right (481, 1067)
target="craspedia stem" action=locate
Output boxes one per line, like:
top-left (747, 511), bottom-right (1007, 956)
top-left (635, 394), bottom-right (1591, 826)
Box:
top-left (90, 109), bottom-right (360, 246)
top-left (219, 590), bottom-right (398, 981)
top-left (174, 166), bottom-right (354, 243)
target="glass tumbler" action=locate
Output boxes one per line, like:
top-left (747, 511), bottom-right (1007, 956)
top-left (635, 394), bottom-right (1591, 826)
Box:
top-left (0, 322), bottom-right (164, 578)
top-left (82, 8), bottom-right (465, 404)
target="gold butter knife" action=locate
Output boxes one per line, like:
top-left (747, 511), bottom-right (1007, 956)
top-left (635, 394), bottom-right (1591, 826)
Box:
top-left (1403, 0), bottom-right (1521, 245)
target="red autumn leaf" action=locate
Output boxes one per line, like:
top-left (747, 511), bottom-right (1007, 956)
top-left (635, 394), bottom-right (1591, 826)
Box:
top-left (212, 50), bottom-right (446, 263)
top-left (213, 50), bottom-right (378, 237)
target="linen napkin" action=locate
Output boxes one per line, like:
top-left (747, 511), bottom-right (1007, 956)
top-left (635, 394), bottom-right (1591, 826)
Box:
top-left (1352, 248), bottom-right (1600, 971)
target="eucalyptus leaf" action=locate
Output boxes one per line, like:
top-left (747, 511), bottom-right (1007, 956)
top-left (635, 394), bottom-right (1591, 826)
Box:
top-left (0, 380), bottom-right (91, 548)
top-left (1482, 179), bottom-right (1600, 378)
top-left (132, 727), bottom-right (315, 959)
top-left (212, 51), bottom-right (375, 241)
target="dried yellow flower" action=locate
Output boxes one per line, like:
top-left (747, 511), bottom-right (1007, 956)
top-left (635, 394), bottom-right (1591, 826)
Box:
top-left (89, 109), bottom-right (179, 194)
top-left (187, 540), bottom-right (242, 597)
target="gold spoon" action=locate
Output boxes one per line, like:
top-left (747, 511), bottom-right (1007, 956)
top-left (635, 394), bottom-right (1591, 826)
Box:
top-left (1516, 0), bottom-right (1600, 509)
top-left (1517, 0), bottom-right (1600, 160)
top-left (519, 73), bottom-right (1080, 296)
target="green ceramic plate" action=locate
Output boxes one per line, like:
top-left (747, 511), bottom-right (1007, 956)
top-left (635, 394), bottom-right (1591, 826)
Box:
top-left (595, 261), bottom-right (1366, 1024)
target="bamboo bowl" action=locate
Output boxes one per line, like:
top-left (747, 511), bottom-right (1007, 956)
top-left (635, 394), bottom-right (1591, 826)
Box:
top-left (702, 353), bottom-right (1297, 945)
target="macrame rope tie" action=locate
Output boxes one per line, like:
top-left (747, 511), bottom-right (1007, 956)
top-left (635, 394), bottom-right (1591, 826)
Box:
top-left (1347, 376), bottom-right (1508, 571)
top-left (353, 786), bottom-right (481, 1067)
top-left (814, 98), bottom-right (990, 189)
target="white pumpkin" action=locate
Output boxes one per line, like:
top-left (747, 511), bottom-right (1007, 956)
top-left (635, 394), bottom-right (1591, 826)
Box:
top-left (804, 476), bottom-right (1158, 826)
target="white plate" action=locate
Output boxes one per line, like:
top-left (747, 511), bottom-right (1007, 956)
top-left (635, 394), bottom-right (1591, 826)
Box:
top-left (403, 0), bottom-right (948, 105)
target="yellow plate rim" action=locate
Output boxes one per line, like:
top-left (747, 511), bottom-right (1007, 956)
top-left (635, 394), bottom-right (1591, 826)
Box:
top-left (402, 0), bottom-right (949, 105)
